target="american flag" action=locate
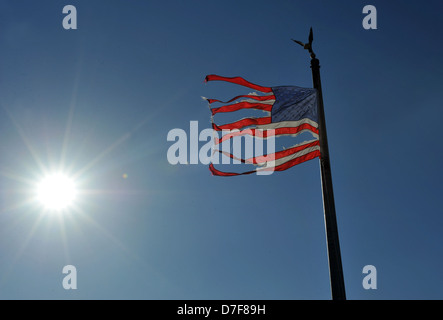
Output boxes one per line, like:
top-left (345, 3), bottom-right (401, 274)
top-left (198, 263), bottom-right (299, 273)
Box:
top-left (205, 74), bottom-right (320, 176)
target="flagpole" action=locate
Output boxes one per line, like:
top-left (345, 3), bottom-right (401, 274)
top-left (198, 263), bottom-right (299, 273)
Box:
top-left (292, 28), bottom-right (346, 300)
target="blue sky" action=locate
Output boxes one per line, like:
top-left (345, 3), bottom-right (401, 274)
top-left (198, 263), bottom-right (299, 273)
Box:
top-left (0, 0), bottom-right (442, 300)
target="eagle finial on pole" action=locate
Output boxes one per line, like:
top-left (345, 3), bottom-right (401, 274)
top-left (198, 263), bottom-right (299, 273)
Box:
top-left (292, 27), bottom-right (315, 58)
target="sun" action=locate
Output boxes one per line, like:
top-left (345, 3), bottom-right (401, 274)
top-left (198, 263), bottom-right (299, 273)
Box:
top-left (36, 173), bottom-right (77, 212)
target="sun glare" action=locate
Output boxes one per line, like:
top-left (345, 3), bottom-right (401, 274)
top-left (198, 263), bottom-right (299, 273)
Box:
top-left (36, 173), bottom-right (77, 211)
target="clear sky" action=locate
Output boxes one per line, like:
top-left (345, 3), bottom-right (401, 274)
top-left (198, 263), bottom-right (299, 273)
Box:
top-left (0, 0), bottom-right (442, 300)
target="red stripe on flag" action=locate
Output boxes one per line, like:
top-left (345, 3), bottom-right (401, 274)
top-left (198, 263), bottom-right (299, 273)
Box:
top-left (215, 123), bottom-right (319, 144)
top-left (209, 163), bottom-right (256, 176)
top-left (214, 140), bottom-right (319, 165)
top-left (273, 150), bottom-right (321, 172)
top-left (205, 75), bottom-right (273, 93)
top-left (212, 117), bottom-right (272, 131)
top-left (211, 102), bottom-right (273, 116)
top-left (249, 140), bottom-right (320, 164)
top-left (209, 149), bottom-right (320, 176)
top-left (207, 94), bottom-right (275, 105)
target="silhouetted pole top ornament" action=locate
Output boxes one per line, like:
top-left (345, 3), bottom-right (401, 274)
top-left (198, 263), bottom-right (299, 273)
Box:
top-left (292, 27), bottom-right (316, 59)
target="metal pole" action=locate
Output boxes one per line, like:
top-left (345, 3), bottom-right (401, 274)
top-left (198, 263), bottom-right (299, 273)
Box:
top-left (293, 28), bottom-right (346, 300)
top-left (311, 56), bottom-right (346, 300)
